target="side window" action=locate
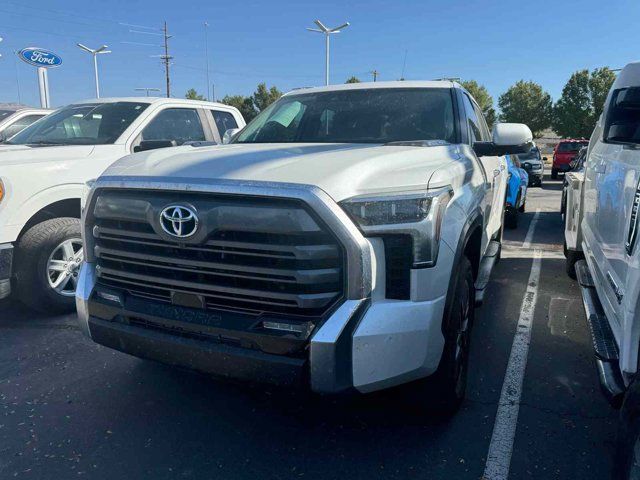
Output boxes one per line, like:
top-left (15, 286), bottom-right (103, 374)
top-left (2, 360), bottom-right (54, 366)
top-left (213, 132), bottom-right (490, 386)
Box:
top-left (462, 93), bottom-right (484, 143)
top-left (472, 102), bottom-right (492, 141)
top-left (142, 108), bottom-right (206, 145)
top-left (211, 110), bottom-right (238, 137)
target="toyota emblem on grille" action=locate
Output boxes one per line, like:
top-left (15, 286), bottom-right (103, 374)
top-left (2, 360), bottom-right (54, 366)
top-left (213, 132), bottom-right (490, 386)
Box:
top-left (160, 205), bottom-right (199, 238)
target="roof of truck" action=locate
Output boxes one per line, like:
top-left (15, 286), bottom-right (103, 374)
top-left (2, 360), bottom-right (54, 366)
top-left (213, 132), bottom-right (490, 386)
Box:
top-left (284, 80), bottom-right (457, 96)
top-left (73, 97), bottom-right (234, 109)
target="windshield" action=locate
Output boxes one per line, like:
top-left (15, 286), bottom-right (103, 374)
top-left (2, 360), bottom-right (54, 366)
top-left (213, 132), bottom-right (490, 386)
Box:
top-left (234, 88), bottom-right (456, 144)
top-left (7, 102), bottom-right (149, 146)
top-left (0, 109), bottom-right (16, 122)
top-left (517, 149), bottom-right (540, 161)
top-left (557, 141), bottom-right (587, 152)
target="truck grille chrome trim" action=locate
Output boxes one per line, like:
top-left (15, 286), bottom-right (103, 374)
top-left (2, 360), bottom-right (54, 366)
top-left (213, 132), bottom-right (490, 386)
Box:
top-left (82, 178), bottom-right (372, 319)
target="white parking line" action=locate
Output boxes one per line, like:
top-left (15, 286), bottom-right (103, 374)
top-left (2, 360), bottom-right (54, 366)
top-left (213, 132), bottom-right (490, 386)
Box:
top-left (483, 224), bottom-right (543, 479)
top-left (522, 208), bottom-right (541, 249)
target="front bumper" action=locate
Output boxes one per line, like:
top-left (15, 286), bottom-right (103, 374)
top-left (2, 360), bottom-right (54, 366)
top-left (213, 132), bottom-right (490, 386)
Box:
top-left (0, 243), bottom-right (14, 299)
top-left (554, 163), bottom-right (572, 172)
top-left (77, 260), bottom-right (447, 395)
top-left (76, 177), bottom-right (449, 395)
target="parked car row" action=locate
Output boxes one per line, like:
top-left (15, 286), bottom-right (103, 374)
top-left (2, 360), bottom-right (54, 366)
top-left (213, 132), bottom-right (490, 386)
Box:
top-left (1, 81), bottom-right (535, 415)
top-left (562, 61), bottom-right (640, 480)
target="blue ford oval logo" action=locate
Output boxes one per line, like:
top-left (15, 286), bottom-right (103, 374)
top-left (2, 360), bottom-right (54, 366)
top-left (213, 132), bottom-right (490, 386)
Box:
top-left (18, 47), bottom-right (62, 68)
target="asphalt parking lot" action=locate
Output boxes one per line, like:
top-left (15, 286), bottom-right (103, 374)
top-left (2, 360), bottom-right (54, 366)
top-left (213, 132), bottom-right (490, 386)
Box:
top-left (0, 173), bottom-right (618, 480)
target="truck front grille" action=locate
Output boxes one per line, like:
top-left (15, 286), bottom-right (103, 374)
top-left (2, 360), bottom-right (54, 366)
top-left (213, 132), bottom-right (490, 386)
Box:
top-left (89, 190), bottom-right (345, 319)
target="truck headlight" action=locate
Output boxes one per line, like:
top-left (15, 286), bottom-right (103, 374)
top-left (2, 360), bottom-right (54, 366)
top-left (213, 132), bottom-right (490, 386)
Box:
top-left (80, 179), bottom-right (96, 213)
top-left (340, 187), bottom-right (453, 267)
top-left (340, 192), bottom-right (434, 226)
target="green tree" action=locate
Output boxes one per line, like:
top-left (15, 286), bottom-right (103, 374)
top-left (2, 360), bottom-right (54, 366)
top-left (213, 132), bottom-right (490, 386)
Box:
top-left (460, 80), bottom-right (496, 128)
top-left (222, 95), bottom-right (257, 122)
top-left (498, 80), bottom-right (553, 137)
top-left (345, 76), bottom-right (361, 84)
top-left (252, 83), bottom-right (282, 112)
top-left (553, 68), bottom-right (616, 138)
top-left (590, 67), bottom-right (617, 119)
top-left (185, 88), bottom-right (206, 101)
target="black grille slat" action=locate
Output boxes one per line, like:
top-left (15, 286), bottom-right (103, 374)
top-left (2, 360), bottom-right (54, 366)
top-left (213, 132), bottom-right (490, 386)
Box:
top-left (91, 190), bottom-right (344, 318)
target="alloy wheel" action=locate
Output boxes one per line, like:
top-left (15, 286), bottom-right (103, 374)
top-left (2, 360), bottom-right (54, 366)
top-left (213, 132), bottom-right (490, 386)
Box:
top-left (46, 239), bottom-right (83, 296)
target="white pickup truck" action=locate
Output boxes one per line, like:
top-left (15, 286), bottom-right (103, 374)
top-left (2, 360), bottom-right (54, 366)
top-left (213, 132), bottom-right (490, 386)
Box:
top-left (0, 105), bottom-right (50, 142)
top-left (0, 97), bottom-right (244, 312)
top-left (77, 81), bottom-right (532, 413)
top-left (564, 62), bottom-right (640, 479)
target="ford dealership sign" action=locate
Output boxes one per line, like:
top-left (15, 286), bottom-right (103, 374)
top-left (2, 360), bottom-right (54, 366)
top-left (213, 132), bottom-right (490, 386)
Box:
top-left (18, 47), bottom-right (62, 68)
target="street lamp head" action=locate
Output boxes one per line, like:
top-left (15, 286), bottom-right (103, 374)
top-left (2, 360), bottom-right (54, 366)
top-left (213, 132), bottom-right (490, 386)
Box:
top-left (77, 43), bottom-right (93, 53)
top-left (329, 22), bottom-right (350, 32)
top-left (308, 20), bottom-right (350, 35)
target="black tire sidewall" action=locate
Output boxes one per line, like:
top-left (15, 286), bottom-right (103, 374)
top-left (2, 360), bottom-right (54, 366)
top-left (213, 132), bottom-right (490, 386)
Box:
top-left (430, 256), bottom-right (475, 411)
top-left (15, 218), bottom-right (82, 313)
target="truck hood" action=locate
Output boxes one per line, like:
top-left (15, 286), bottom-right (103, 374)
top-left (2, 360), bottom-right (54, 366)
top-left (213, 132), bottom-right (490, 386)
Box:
top-left (103, 143), bottom-right (461, 202)
top-left (0, 145), bottom-right (96, 166)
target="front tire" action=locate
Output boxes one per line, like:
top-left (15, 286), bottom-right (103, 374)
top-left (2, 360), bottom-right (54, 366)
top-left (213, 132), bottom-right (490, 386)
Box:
top-left (14, 218), bottom-right (83, 314)
top-left (408, 256), bottom-right (475, 416)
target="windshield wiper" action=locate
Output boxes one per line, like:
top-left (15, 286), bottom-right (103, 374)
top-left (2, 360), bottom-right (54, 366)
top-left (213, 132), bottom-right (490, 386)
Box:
top-left (384, 140), bottom-right (450, 147)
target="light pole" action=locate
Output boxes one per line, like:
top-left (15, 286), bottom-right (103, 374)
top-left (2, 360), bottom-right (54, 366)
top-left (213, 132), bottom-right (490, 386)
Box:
top-left (77, 44), bottom-right (111, 98)
top-left (135, 87), bottom-right (161, 97)
top-left (306, 20), bottom-right (349, 86)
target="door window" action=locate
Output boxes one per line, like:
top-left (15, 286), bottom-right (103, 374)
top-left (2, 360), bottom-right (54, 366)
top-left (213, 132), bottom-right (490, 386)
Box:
top-left (462, 94), bottom-right (486, 143)
top-left (142, 108), bottom-right (206, 145)
top-left (211, 110), bottom-right (239, 137)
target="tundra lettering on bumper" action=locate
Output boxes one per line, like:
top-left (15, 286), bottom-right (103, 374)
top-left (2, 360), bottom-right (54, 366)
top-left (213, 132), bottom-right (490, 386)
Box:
top-left (0, 243), bottom-right (13, 299)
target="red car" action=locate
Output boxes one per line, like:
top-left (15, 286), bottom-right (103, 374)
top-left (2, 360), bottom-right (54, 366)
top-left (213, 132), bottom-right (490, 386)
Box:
top-left (552, 139), bottom-right (589, 179)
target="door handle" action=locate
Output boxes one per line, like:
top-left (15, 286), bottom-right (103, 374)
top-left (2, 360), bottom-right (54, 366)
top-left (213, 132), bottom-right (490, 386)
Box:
top-left (493, 169), bottom-right (501, 178)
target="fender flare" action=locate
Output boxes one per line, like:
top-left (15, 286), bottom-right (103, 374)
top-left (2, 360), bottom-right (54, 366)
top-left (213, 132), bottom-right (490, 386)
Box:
top-left (440, 207), bottom-right (484, 336)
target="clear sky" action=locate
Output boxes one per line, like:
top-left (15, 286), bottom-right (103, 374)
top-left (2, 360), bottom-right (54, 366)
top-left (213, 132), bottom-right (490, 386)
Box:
top-left (0, 0), bottom-right (637, 109)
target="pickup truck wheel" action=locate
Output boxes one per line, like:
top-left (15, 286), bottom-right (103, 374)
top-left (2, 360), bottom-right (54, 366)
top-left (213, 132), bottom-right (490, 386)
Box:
top-left (410, 256), bottom-right (474, 416)
top-left (518, 200), bottom-right (526, 213)
top-left (15, 218), bottom-right (82, 314)
top-left (505, 207), bottom-right (518, 229)
top-left (564, 243), bottom-right (582, 280)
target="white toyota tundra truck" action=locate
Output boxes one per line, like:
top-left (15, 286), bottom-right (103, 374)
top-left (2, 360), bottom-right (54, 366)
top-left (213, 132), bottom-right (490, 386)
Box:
top-left (563, 62), bottom-right (640, 479)
top-left (77, 81), bottom-right (532, 412)
top-left (0, 97), bottom-right (244, 312)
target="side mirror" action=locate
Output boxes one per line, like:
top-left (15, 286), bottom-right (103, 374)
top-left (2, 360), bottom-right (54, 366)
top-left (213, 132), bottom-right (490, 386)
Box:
top-left (474, 123), bottom-right (533, 156)
top-left (222, 128), bottom-right (241, 144)
top-left (134, 139), bottom-right (178, 153)
top-left (542, 156), bottom-right (548, 162)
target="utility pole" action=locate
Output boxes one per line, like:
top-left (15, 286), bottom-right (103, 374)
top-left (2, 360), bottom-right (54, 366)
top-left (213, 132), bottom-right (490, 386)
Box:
top-left (161, 21), bottom-right (173, 98)
top-left (204, 22), bottom-right (211, 101)
top-left (370, 69), bottom-right (379, 82)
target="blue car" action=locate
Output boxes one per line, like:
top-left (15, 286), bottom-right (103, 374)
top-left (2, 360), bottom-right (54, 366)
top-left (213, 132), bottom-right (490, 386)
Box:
top-left (505, 154), bottom-right (528, 229)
